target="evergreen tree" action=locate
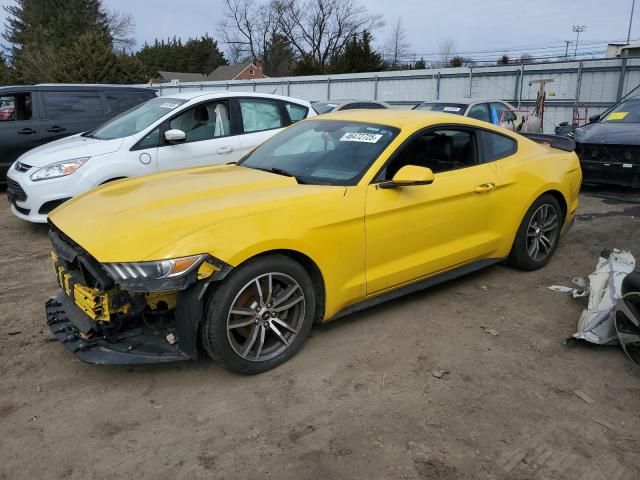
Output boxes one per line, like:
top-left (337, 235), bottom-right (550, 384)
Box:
top-left (136, 36), bottom-right (227, 77)
top-left (0, 52), bottom-right (12, 84)
top-left (264, 33), bottom-right (295, 77)
top-left (414, 57), bottom-right (427, 69)
top-left (327, 31), bottom-right (384, 74)
top-left (292, 54), bottom-right (323, 76)
top-left (3, 0), bottom-right (117, 83)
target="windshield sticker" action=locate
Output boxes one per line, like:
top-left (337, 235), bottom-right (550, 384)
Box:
top-left (606, 111), bottom-right (628, 121)
top-left (159, 102), bottom-right (181, 109)
top-left (339, 132), bottom-right (383, 143)
top-left (443, 106), bottom-right (462, 112)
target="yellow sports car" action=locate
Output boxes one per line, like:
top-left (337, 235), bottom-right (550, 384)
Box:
top-left (45, 110), bottom-right (581, 373)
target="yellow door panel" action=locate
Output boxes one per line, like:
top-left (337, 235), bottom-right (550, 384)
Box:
top-left (365, 163), bottom-right (503, 294)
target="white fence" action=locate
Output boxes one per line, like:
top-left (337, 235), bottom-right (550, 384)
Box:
top-left (149, 57), bottom-right (640, 133)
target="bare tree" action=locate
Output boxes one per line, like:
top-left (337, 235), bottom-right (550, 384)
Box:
top-left (270, 0), bottom-right (383, 71)
top-left (105, 9), bottom-right (136, 51)
top-left (386, 17), bottom-right (410, 69)
top-left (438, 38), bottom-right (456, 67)
top-left (219, 0), bottom-right (276, 62)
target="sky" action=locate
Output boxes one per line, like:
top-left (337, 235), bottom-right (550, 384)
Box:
top-left (0, 0), bottom-right (636, 62)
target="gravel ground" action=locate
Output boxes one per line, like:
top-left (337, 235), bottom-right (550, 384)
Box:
top-left (1, 194), bottom-right (639, 480)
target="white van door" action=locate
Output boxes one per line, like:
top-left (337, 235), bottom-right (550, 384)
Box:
top-left (156, 100), bottom-right (241, 172)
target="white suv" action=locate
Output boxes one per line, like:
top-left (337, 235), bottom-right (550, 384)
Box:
top-left (7, 91), bottom-right (315, 223)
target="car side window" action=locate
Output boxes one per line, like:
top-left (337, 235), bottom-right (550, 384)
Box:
top-left (105, 92), bottom-right (154, 115)
top-left (481, 130), bottom-right (517, 161)
top-left (137, 128), bottom-right (161, 149)
top-left (168, 101), bottom-right (231, 143)
top-left (338, 103), bottom-right (361, 111)
top-left (284, 102), bottom-right (308, 123)
top-left (380, 128), bottom-right (478, 180)
top-left (0, 93), bottom-right (32, 122)
top-left (239, 98), bottom-right (284, 133)
top-left (360, 102), bottom-right (385, 109)
top-left (490, 102), bottom-right (509, 125)
top-left (467, 103), bottom-right (490, 122)
top-left (42, 91), bottom-right (103, 119)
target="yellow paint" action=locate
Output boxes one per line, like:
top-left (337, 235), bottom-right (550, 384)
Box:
top-left (197, 261), bottom-right (219, 280)
top-left (49, 110), bottom-right (581, 321)
top-left (606, 111), bottom-right (628, 121)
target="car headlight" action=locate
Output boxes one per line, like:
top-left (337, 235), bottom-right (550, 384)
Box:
top-left (103, 254), bottom-right (210, 292)
top-left (30, 157), bottom-right (89, 181)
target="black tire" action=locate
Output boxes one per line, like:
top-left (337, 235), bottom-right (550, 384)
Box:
top-left (508, 193), bottom-right (563, 271)
top-left (201, 254), bottom-right (316, 374)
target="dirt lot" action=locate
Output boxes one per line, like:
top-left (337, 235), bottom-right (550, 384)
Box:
top-left (1, 194), bottom-right (639, 480)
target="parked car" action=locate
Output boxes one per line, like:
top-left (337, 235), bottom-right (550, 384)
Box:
top-left (45, 109), bottom-right (581, 372)
top-left (7, 91), bottom-right (315, 223)
top-left (413, 98), bottom-right (523, 130)
top-left (0, 84), bottom-right (156, 185)
top-left (573, 96), bottom-right (640, 188)
top-left (312, 99), bottom-right (390, 114)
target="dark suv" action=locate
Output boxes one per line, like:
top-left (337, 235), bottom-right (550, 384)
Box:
top-left (0, 84), bottom-right (156, 184)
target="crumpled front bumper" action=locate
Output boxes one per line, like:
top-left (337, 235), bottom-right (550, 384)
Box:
top-left (45, 288), bottom-right (203, 365)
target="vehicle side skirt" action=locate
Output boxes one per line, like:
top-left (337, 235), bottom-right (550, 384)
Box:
top-left (329, 258), bottom-right (503, 321)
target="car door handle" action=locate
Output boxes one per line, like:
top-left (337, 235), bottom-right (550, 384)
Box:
top-left (216, 146), bottom-right (234, 155)
top-left (474, 183), bottom-right (496, 193)
top-left (17, 128), bottom-right (38, 135)
top-left (47, 126), bottom-right (66, 133)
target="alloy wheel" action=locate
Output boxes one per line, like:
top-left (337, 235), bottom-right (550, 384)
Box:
top-left (526, 203), bottom-right (559, 262)
top-left (226, 272), bottom-right (306, 362)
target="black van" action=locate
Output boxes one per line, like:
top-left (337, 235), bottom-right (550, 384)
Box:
top-left (0, 84), bottom-right (156, 184)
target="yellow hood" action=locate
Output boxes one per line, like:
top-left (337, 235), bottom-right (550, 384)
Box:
top-left (49, 165), bottom-right (345, 262)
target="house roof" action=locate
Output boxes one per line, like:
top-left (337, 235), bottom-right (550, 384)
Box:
top-left (156, 71), bottom-right (206, 83)
top-left (205, 62), bottom-right (253, 81)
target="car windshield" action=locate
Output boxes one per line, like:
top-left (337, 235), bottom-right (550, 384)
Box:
top-left (87, 97), bottom-right (188, 140)
top-left (240, 120), bottom-right (399, 186)
top-left (414, 103), bottom-right (467, 115)
top-left (601, 99), bottom-right (640, 123)
top-left (313, 102), bottom-right (339, 114)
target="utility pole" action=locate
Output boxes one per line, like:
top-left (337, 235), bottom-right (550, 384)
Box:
top-left (572, 25), bottom-right (586, 59)
top-left (628, 0), bottom-right (636, 43)
top-left (564, 40), bottom-right (573, 58)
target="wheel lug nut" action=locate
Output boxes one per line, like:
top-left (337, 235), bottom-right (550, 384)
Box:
top-left (271, 312), bottom-right (277, 317)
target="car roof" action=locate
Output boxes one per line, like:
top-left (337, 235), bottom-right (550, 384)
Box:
top-left (0, 84), bottom-right (155, 93)
top-left (418, 98), bottom-right (507, 106)
top-left (161, 90), bottom-right (311, 105)
top-left (306, 108), bottom-right (513, 131)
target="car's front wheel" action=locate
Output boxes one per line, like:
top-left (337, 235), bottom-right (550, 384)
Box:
top-left (201, 255), bottom-right (316, 374)
top-left (509, 193), bottom-right (563, 271)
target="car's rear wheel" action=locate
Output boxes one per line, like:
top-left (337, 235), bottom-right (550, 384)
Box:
top-left (201, 255), bottom-right (316, 374)
top-left (509, 194), bottom-right (563, 271)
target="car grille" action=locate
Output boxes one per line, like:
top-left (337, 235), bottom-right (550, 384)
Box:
top-left (7, 178), bottom-right (27, 202)
top-left (575, 143), bottom-right (640, 165)
top-left (14, 161), bottom-right (32, 172)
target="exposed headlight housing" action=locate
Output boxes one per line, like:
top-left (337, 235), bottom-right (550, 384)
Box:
top-left (103, 255), bottom-right (210, 292)
top-left (30, 157), bottom-right (89, 181)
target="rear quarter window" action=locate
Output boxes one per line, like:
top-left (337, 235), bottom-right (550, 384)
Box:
top-left (482, 130), bottom-right (517, 161)
top-left (284, 102), bottom-right (308, 123)
top-left (105, 91), bottom-right (155, 115)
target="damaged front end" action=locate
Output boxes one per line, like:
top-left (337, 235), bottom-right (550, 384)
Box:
top-left (576, 143), bottom-right (640, 188)
top-left (46, 226), bottom-right (230, 364)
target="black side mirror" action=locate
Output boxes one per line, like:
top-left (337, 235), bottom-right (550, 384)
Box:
top-left (588, 114), bottom-right (601, 123)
